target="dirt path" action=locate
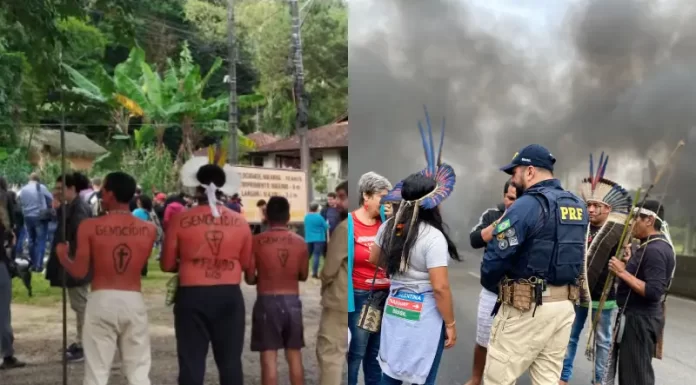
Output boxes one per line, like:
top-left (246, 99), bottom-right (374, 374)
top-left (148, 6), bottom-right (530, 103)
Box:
top-left (5, 280), bottom-right (324, 385)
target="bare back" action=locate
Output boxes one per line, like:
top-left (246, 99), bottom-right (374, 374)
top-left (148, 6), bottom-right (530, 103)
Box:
top-left (81, 214), bottom-right (157, 292)
top-left (253, 228), bottom-right (308, 295)
top-left (162, 205), bottom-right (253, 286)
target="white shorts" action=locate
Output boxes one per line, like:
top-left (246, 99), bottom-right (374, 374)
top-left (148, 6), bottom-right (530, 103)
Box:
top-left (476, 288), bottom-right (498, 347)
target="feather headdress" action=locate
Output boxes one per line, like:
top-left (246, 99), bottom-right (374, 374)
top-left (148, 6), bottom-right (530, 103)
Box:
top-left (380, 106), bottom-right (456, 209)
top-left (579, 152), bottom-right (632, 214)
top-left (379, 106), bottom-right (456, 273)
top-left (180, 137), bottom-right (241, 217)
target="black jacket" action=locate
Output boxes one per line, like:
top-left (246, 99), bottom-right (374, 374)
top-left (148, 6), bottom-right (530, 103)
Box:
top-left (45, 197), bottom-right (93, 288)
top-left (470, 203), bottom-right (506, 249)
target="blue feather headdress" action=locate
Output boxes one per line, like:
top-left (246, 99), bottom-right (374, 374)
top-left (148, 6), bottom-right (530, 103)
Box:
top-left (579, 152), bottom-right (632, 214)
top-left (380, 106), bottom-right (456, 209)
top-left (379, 106), bottom-right (456, 273)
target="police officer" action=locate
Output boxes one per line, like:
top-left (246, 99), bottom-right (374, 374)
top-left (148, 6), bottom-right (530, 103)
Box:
top-left (480, 144), bottom-right (588, 385)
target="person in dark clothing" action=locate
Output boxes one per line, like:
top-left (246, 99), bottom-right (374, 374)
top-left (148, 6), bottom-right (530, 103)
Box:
top-left (128, 186), bottom-right (142, 212)
top-left (469, 180), bottom-right (518, 249)
top-left (463, 179), bottom-right (517, 385)
top-left (0, 177), bottom-right (26, 370)
top-left (45, 173), bottom-right (93, 362)
top-left (153, 193), bottom-right (167, 224)
top-left (606, 200), bottom-right (676, 385)
top-left (225, 193), bottom-right (242, 213)
top-left (320, 192), bottom-right (342, 236)
top-left (252, 199), bottom-right (268, 235)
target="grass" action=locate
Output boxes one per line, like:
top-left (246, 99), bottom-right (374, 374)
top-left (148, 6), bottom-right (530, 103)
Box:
top-left (12, 251), bottom-right (325, 307)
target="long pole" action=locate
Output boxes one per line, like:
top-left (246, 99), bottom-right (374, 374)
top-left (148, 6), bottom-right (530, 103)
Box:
top-left (58, 50), bottom-right (68, 385)
top-left (289, 0), bottom-right (311, 209)
top-left (227, 0), bottom-right (239, 164)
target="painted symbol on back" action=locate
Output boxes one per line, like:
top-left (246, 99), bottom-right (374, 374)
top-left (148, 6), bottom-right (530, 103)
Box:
top-left (205, 230), bottom-right (224, 256)
top-left (277, 249), bottom-right (289, 267)
top-left (112, 243), bottom-right (132, 274)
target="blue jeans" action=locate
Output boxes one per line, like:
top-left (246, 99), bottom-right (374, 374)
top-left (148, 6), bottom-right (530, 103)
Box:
top-left (308, 241), bottom-right (325, 277)
top-left (23, 217), bottom-right (48, 270)
top-left (348, 289), bottom-right (385, 385)
top-left (46, 220), bottom-right (57, 250)
top-left (380, 323), bottom-right (446, 385)
top-left (14, 227), bottom-right (26, 256)
top-left (561, 305), bottom-right (615, 383)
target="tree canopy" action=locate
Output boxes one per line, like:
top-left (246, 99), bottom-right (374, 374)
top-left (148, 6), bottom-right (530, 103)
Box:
top-left (0, 0), bottom-right (347, 179)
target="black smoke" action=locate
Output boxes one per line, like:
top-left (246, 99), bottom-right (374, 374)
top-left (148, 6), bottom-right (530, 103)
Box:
top-left (349, 0), bottom-right (696, 247)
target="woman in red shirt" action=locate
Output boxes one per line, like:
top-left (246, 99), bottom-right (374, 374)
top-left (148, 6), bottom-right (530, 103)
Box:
top-left (347, 171), bottom-right (393, 385)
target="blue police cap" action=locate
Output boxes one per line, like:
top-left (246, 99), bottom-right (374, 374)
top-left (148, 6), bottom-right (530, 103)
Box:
top-left (499, 144), bottom-right (556, 175)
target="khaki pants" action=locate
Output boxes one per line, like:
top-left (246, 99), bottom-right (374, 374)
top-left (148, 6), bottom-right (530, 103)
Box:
top-left (68, 285), bottom-right (88, 344)
top-left (483, 300), bottom-right (575, 385)
top-left (83, 290), bottom-right (151, 385)
top-left (316, 307), bottom-right (348, 385)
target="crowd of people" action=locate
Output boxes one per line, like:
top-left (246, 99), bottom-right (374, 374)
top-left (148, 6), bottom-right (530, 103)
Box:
top-left (328, 119), bottom-right (674, 385)
top-left (0, 121), bottom-right (677, 385)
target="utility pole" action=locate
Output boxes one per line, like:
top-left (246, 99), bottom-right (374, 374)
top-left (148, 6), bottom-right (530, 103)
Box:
top-left (227, 0), bottom-right (238, 164)
top-left (289, 0), bottom-right (311, 207)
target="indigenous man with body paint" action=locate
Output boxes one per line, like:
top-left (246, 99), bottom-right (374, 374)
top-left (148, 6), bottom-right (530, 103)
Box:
top-left (246, 196), bottom-right (309, 385)
top-left (604, 199), bottom-right (676, 385)
top-left (463, 179), bottom-right (518, 385)
top-left (161, 146), bottom-right (252, 385)
top-left (56, 171), bottom-right (157, 385)
top-left (481, 144), bottom-right (588, 385)
top-left (560, 153), bottom-right (633, 385)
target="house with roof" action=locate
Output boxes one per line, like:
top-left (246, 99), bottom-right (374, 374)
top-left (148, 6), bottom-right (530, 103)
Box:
top-left (23, 128), bottom-right (108, 170)
top-left (247, 117), bottom-right (348, 196)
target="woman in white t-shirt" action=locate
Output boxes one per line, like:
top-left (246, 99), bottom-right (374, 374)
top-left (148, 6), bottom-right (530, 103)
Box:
top-left (369, 171), bottom-right (461, 385)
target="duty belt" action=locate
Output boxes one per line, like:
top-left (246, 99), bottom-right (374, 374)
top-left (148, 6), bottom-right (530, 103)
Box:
top-left (495, 277), bottom-right (580, 316)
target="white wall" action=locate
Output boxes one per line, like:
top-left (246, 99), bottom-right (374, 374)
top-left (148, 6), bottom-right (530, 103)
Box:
top-left (321, 149), bottom-right (342, 194)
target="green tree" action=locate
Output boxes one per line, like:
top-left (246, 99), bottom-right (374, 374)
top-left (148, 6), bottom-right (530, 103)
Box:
top-left (236, 0), bottom-right (347, 134)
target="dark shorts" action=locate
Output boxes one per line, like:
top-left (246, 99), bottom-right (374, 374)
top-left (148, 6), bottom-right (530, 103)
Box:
top-left (251, 294), bottom-right (304, 352)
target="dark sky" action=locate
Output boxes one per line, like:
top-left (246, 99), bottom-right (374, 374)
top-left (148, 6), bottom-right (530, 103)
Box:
top-left (349, 0), bottom-right (696, 246)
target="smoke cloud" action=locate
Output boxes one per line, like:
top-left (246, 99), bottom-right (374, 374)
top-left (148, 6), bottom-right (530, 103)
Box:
top-left (349, 0), bottom-right (696, 247)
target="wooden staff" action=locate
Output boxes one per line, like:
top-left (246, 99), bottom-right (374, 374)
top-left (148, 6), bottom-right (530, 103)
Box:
top-left (59, 50), bottom-right (69, 385)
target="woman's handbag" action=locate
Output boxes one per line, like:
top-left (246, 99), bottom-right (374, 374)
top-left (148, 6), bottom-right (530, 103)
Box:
top-left (356, 268), bottom-right (388, 333)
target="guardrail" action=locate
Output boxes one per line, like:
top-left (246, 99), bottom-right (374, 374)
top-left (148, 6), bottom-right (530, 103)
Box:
top-left (671, 255), bottom-right (696, 300)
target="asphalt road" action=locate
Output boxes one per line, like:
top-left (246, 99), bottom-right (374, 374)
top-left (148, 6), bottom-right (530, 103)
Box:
top-left (436, 255), bottom-right (696, 385)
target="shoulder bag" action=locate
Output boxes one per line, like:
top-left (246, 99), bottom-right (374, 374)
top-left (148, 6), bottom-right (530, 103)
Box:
top-left (356, 266), bottom-right (388, 333)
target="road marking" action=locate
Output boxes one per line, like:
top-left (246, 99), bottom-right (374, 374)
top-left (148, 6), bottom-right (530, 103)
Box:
top-left (468, 271), bottom-right (480, 279)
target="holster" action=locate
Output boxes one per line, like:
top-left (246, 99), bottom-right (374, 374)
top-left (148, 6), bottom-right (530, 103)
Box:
top-left (499, 280), bottom-right (534, 311)
top-left (498, 278), bottom-right (580, 312)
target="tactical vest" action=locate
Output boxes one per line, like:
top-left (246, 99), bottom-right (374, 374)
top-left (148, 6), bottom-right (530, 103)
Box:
top-left (511, 185), bottom-right (588, 285)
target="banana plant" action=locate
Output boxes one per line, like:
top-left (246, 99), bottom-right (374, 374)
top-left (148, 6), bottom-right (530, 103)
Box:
top-left (61, 46), bottom-right (147, 140)
top-left (166, 42), bottom-right (253, 156)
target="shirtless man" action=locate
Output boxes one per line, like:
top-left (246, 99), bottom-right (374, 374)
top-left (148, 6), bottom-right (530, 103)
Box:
top-left (57, 171), bottom-right (156, 385)
top-left (246, 196), bottom-right (309, 385)
top-left (161, 163), bottom-right (253, 385)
